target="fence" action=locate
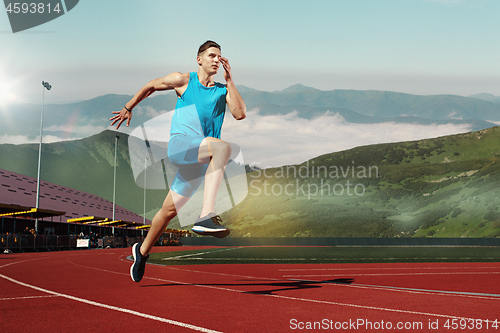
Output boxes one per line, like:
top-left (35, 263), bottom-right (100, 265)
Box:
top-left (0, 234), bottom-right (146, 252)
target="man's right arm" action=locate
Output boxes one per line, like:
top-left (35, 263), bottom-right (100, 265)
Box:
top-left (126, 72), bottom-right (189, 109)
top-left (110, 72), bottom-right (189, 129)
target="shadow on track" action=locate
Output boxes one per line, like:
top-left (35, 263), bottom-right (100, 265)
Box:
top-left (139, 278), bottom-right (355, 295)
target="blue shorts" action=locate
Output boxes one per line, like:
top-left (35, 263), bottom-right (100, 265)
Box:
top-left (167, 135), bottom-right (208, 198)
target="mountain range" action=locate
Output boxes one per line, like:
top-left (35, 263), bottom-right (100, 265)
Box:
top-left (2, 85), bottom-right (500, 142)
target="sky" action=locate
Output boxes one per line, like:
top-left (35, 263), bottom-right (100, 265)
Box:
top-left (1, 0), bottom-right (499, 105)
top-left (1, 0), bottom-right (499, 166)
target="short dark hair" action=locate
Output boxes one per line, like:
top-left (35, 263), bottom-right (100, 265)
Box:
top-left (197, 40), bottom-right (221, 56)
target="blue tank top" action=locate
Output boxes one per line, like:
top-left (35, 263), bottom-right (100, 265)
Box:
top-left (170, 72), bottom-right (227, 139)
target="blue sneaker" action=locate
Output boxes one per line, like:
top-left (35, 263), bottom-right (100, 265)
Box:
top-left (130, 242), bottom-right (149, 282)
top-left (192, 213), bottom-right (230, 238)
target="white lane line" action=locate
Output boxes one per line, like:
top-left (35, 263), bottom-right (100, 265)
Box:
top-left (1, 295), bottom-right (59, 301)
top-left (165, 258), bottom-right (309, 261)
top-left (163, 256), bottom-right (499, 261)
top-left (279, 265), bottom-right (500, 272)
top-left (283, 271), bottom-right (500, 277)
top-left (264, 292), bottom-right (491, 323)
top-left (0, 272), bottom-right (222, 333)
top-left (162, 247), bottom-right (241, 260)
top-left (285, 278), bottom-right (500, 300)
top-left (352, 283), bottom-right (500, 298)
top-left (0, 257), bottom-right (50, 269)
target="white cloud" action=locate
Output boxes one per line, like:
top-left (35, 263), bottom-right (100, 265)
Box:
top-left (221, 109), bottom-right (472, 167)
top-left (42, 135), bottom-right (83, 143)
top-left (0, 124), bottom-right (105, 144)
top-left (134, 106), bottom-right (165, 119)
top-left (0, 134), bottom-right (81, 144)
top-left (128, 111), bottom-right (173, 142)
top-left (44, 124), bottom-right (107, 134)
top-left (0, 108), bottom-right (474, 168)
top-left (0, 135), bottom-right (35, 144)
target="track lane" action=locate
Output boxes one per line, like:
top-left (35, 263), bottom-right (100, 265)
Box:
top-left (1, 248), bottom-right (499, 332)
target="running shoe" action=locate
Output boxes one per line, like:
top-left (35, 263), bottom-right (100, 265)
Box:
top-left (192, 212), bottom-right (230, 238)
top-left (130, 242), bottom-right (149, 282)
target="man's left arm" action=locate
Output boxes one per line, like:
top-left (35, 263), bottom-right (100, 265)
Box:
top-left (221, 57), bottom-right (246, 120)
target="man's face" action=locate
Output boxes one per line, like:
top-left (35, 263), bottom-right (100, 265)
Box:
top-left (197, 47), bottom-right (221, 74)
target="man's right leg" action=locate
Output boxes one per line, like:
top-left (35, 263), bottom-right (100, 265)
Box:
top-left (131, 190), bottom-right (189, 282)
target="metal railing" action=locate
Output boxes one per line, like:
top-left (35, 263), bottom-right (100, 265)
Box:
top-left (1, 234), bottom-right (147, 252)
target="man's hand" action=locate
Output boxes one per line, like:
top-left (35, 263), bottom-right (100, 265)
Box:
top-left (220, 57), bottom-right (232, 83)
top-left (221, 56), bottom-right (246, 120)
top-left (110, 107), bottom-right (132, 129)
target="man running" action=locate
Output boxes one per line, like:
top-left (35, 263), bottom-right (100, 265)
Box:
top-left (110, 41), bottom-right (246, 282)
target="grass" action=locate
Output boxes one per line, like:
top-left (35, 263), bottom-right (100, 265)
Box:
top-left (148, 246), bottom-right (500, 266)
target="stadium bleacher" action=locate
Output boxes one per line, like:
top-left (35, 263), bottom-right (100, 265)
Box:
top-left (0, 168), bottom-right (149, 235)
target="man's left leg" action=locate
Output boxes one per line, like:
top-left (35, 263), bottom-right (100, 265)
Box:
top-left (191, 137), bottom-right (232, 237)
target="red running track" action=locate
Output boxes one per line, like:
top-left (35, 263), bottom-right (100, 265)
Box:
top-left (1, 247), bottom-right (500, 332)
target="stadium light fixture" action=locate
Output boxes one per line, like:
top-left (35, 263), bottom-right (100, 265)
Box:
top-left (35, 81), bottom-right (52, 234)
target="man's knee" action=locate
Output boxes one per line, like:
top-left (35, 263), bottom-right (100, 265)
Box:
top-left (212, 140), bottom-right (232, 158)
top-left (160, 202), bottom-right (177, 220)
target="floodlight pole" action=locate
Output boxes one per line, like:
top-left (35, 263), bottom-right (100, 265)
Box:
top-left (143, 157), bottom-right (147, 225)
top-left (112, 135), bottom-right (119, 235)
top-left (36, 81), bottom-right (51, 234)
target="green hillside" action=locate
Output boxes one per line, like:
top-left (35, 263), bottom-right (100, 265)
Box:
top-left (1, 127), bottom-right (500, 238)
top-left (222, 126), bottom-right (500, 238)
top-left (0, 130), bottom-right (180, 227)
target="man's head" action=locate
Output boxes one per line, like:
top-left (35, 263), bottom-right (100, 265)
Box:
top-left (197, 40), bottom-right (221, 56)
top-left (197, 40), bottom-right (222, 75)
